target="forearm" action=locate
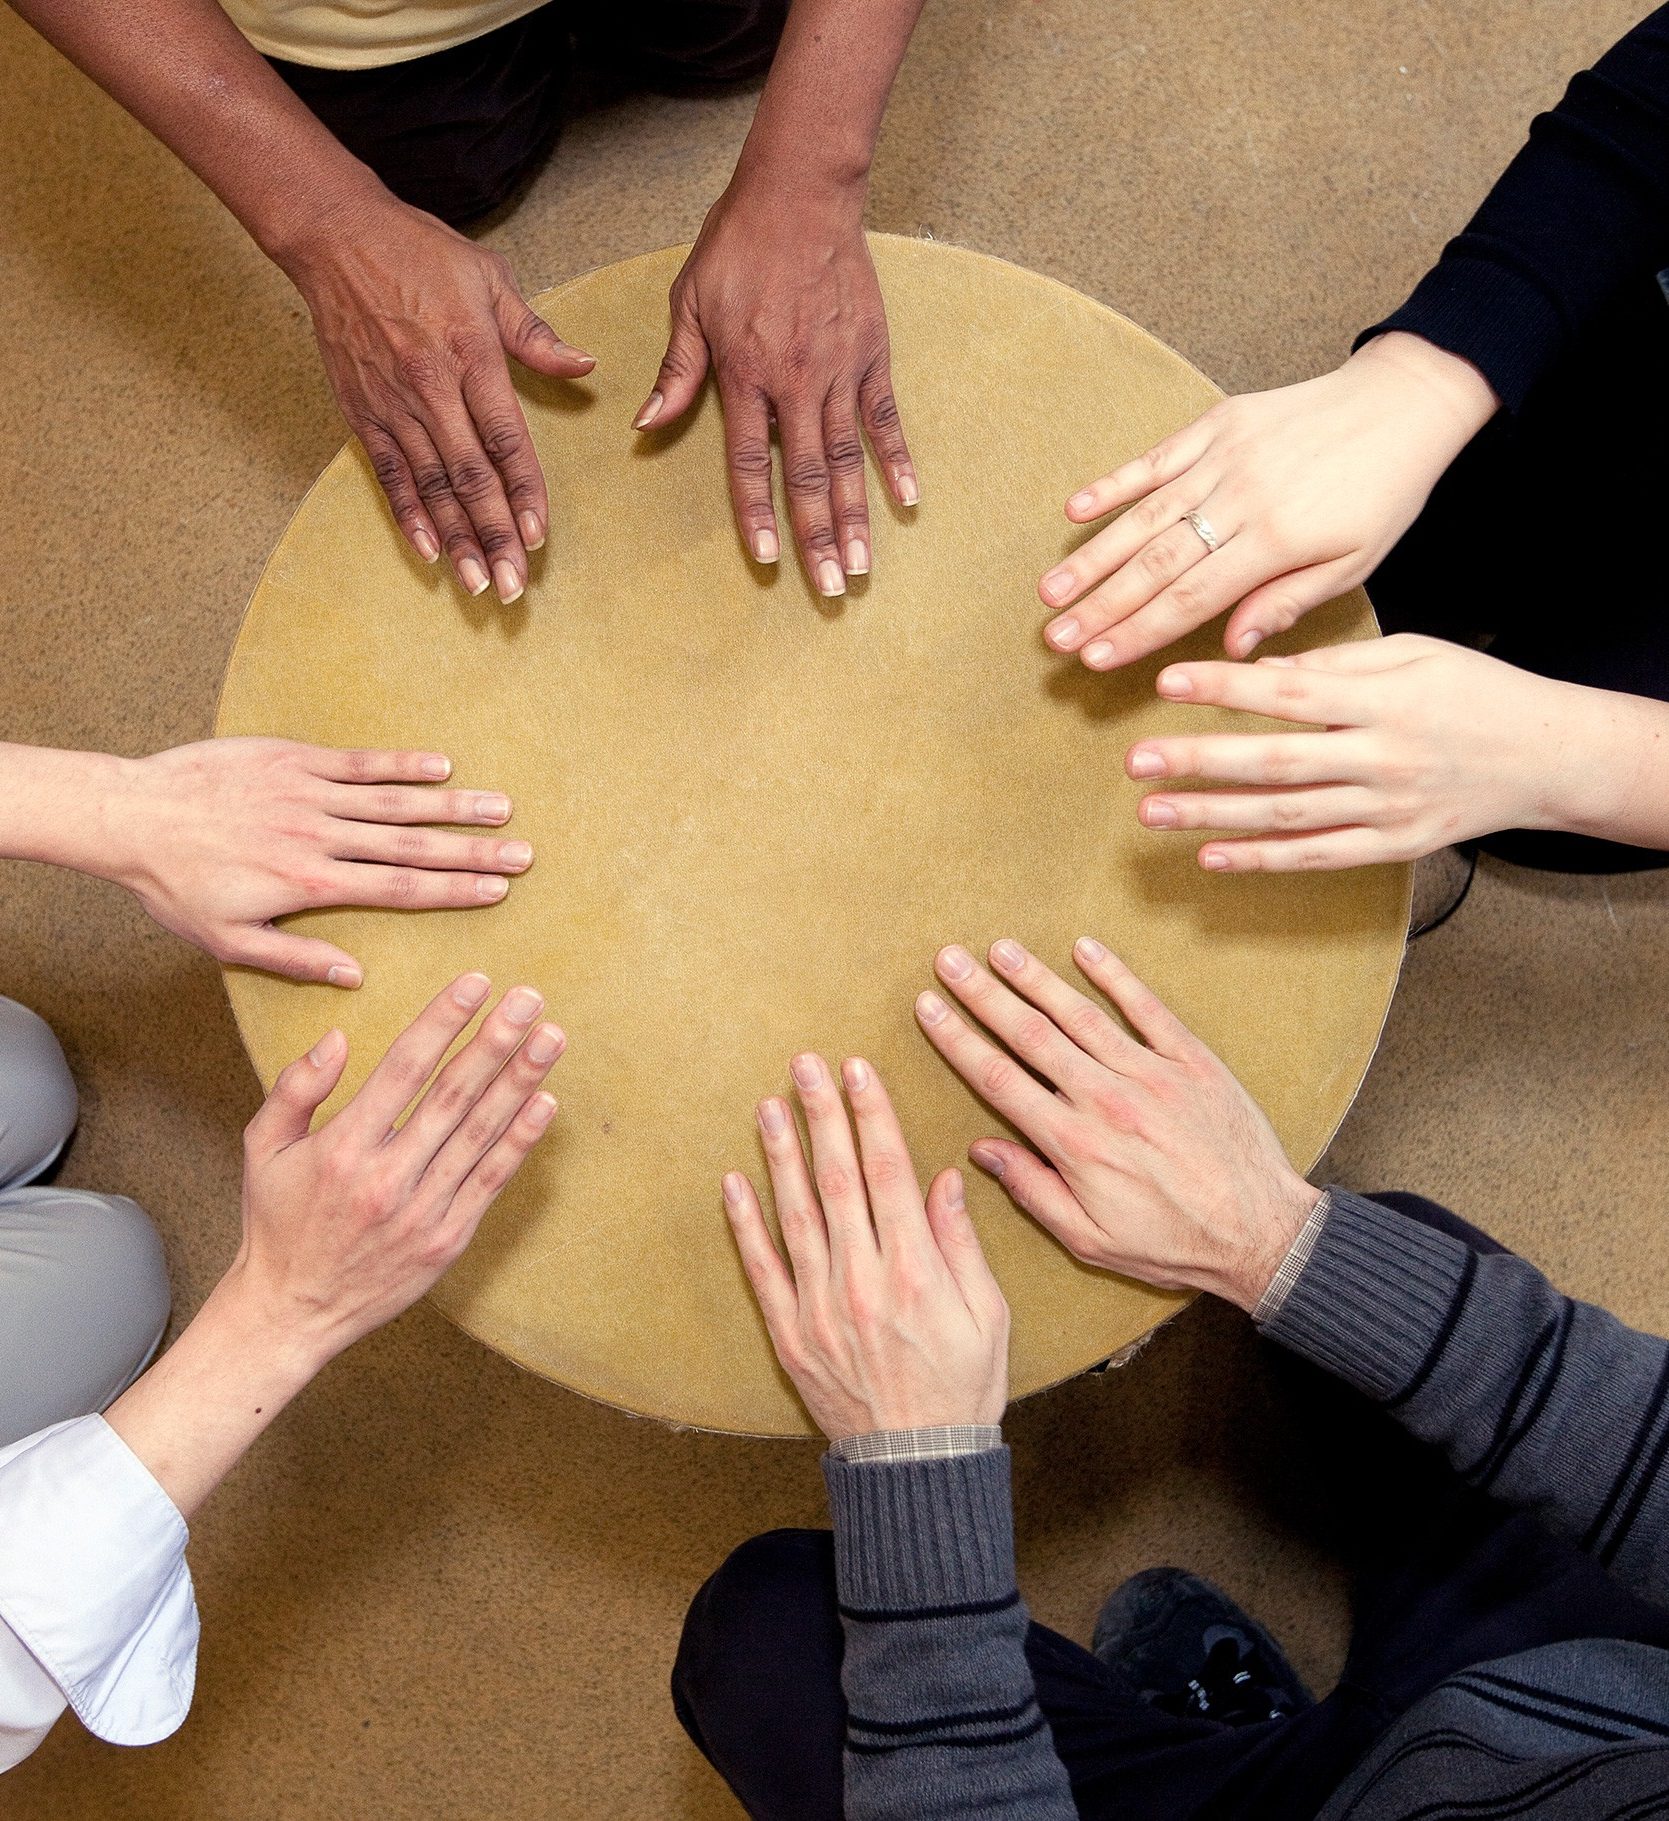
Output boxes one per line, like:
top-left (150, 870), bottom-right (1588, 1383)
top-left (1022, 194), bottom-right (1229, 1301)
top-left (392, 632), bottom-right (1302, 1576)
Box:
top-left (0, 743), bottom-right (136, 878)
top-left (6, 0), bottom-right (388, 272)
top-left (1261, 1190), bottom-right (1669, 1605)
top-left (733, 0), bottom-right (926, 200)
top-left (104, 1264), bottom-right (325, 1520)
top-left (825, 1450), bottom-right (1077, 1820)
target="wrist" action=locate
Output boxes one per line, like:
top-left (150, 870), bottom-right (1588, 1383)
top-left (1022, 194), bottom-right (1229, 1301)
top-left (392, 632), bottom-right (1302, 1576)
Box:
top-left (206, 1259), bottom-right (341, 1388)
top-left (1351, 331), bottom-right (1500, 450)
top-left (260, 173), bottom-right (407, 289)
top-left (1209, 1176), bottom-right (1324, 1314)
top-left (1533, 681), bottom-right (1661, 840)
top-left (726, 140), bottom-right (870, 217)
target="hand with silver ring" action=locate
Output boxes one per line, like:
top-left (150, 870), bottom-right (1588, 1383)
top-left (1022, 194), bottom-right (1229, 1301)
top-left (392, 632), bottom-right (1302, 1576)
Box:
top-left (1036, 333), bottom-right (1500, 672)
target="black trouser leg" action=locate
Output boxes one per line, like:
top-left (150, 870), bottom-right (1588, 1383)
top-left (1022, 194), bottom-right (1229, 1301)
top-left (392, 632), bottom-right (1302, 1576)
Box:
top-left (1364, 275), bottom-right (1669, 872)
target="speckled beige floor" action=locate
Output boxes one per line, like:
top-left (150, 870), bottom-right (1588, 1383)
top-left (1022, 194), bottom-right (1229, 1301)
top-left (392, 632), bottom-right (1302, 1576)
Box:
top-left (2, 3), bottom-right (1663, 1816)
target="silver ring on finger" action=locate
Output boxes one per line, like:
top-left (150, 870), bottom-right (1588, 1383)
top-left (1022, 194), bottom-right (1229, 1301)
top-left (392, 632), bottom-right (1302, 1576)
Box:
top-left (1182, 509), bottom-right (1220, 553)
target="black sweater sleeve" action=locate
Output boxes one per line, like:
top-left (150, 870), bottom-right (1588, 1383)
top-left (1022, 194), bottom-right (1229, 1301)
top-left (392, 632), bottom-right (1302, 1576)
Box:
top-left (1358, 7), bottom-right (1669, 410)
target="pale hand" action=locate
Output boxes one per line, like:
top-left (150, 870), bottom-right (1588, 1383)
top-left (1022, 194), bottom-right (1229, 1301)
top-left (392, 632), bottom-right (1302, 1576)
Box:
top-left (723, 1054), bottom-right (1009, 1440)
top-left (1037, 333), bottom-right (1499, 670)
top-left (108, 738), bottom-right (533, 985)
top-left (231, 972), bottom-right (564, 1366)
top-left (290, 196), bottom-right (595, 603)
top-left (1128, 634), bottom-right (1620, 872)
top-left (915, 938), bottom-right (1320, 1312)
top-left (636, 180), bottom-right (918, 597)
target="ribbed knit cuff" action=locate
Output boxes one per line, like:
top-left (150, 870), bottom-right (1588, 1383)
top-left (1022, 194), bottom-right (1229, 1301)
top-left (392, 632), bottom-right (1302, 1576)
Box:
top-left (1356, 251), bottom-right (1568, 414)
top-left (1257, 1190), bottom-right (1473, 1403)
top-left (823, 1448), bottom-right (1017, 1614)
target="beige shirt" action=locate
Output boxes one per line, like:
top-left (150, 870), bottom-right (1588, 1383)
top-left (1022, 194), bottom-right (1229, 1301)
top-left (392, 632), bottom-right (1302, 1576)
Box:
top-left (223, 0), bottom-right (550, 71)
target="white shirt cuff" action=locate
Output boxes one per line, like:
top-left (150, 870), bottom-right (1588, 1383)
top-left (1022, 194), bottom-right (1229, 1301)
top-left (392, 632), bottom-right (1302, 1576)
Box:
top-left (0, 1415), bottom-right (197, 1766)
top-left (1252, 1189), bottom-right (1335, 1326)
top-left (830, 1424), bottom-right (1004, 1464)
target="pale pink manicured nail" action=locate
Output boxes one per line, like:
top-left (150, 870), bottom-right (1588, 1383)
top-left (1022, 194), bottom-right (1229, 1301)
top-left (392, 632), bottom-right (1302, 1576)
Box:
top-left (526, 1023), bottom-right (563, 1066)
top-left (475, 793), bottom-right (511, 822)
top-left (991, 939), bottom-right (1024, 973)
top-left (844, 538), bottom-right (870, 576)
top-left (452, 972), bottom-right (491, 1009)
top-left (1145, 800), bottom-right (1179, 828)
top-left (1074, 936), bottom-right (1108, 963)
top-left (1042, 568), bottom-right (1076, 605)
top-left (458, 556), bottom-right (490, 597)
top-left (413, 527), bottom-right (440, 563)
top-left (478, 875), bottom-right (510, 901)
top-left (1128, 748), bottom-right (1165, 779)
top-left (492, 560), bottom-right (524, 604)
top-left (937, 945), bottom-right (973, 981)
top-left (324, 965), bottom-right (361, 990)
top-left (1047, 617), bottom-right (1081, 649)
top-left (518, 511), bottom-right (545, 552)
top-left (841, 1057), bottom-right (870, 1092)
top-left (722, 1171), bottom-right (747, 1207)
top-left (1201, 849), bottom-right (1231, 871)
top-left (969, 1142), bottom-right (1005, 1179)
top-left (896, 469), bottom-right (920, 507)
top-left (310, 1028), bottom-right (345, 1064)
top-left (633, 391), bottom-right (664, 430)
top-left (758, 1097), bottom-right (788, 1136)
top-left (752, 527), bottom-right (780, 564)
top-left (498, 840), bottom-right (533, 870)
top-left (1083, 641), bottom-right (1116, 668)
top-left (791, 1053), bottom-right (823, 1090)
top-left (1157, 668), bottom-right (1193, 698)
top-left (422, 755), bottom-right (452, 780)
top-left (916, 991), bottom-right (948, 1024)
top-left (504, 986), bottom-right (543, 1025)
top-left (816, 559), bottom-right (846, 598)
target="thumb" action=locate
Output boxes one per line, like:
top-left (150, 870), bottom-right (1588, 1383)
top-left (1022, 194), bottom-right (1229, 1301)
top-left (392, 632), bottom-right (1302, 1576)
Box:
top-left (634, 299), bottom-right (710, 431)
top-left (967, 1139), bottom-right (1103, 1261)
top-left (494, 291), bottom-right (597, 380)
top-left (248, 1028), bottom-right (348, 1154)
top-left (232, 925), bottom-right (365, 991)
top-left (924, 1167), bottom-right (1003, 1309)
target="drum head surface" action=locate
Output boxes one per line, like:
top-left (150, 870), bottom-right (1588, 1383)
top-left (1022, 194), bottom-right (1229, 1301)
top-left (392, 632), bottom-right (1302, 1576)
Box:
top-left (218, 237), bottom-right (1406, 1435)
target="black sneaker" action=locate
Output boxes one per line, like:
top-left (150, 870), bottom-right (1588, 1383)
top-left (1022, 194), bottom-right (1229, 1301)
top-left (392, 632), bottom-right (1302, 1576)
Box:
top-left (1092, 1568), bottom-right (1313, 1727)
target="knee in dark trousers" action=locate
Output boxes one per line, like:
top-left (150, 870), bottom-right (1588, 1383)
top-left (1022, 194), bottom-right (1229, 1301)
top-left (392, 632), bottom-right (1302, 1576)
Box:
top-left (672, 1528), bottom-right (845, 1821)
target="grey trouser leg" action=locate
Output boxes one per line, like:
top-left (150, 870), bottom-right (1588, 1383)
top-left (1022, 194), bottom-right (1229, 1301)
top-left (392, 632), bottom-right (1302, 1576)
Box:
top-left (0, 997), bottom-right (171, 1449)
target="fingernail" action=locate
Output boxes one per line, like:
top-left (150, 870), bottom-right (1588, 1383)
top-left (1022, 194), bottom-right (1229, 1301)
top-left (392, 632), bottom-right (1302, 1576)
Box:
top-left (1074, 936), bottom-right (1108, 963)
top-left (816, 559), bottom-right (846, 598)
top-left (504, 986), bottom-right (543, 1025)
top-left (475, 792), bottom-right (511, 823)
top-left (937, 945), bottom-right (973, 981)
top-left (1067, 490), bottom-right (1096, 515)
top-left (478, 875), bottom-right (510, 901)
top-left (1047, 616), bottom-right (1080, 649)
top-left (498, 840), bottom-right (534, 870)
top-left (528, 1092), bottom-right (558, 1130)
top-left (453, 972), bottom-right (491, 1008)
top-left (758, 1097), bottom-right (788, 1136)
top-left (991, 939), bottom-right (1025, 973)
top-left (1237, 629), bottom-right (1264, 657)
top-left (1083, 641), bottom-right (1116, 668)
top-left (527, 1022), bottom-right (564, 1066)
top-left (897, 470), bottom-right (920, 507)
top-left (844, 538), bottom-right (870, 577)
top-left (944, 1168), bottom-right (966, 1210)
top-left (752, 527), bottom-right (779, 564)
top-left (916, 990), bottom-right (948, 1025)
top-left (722, 1171), bottom-right (746, 1207)
top-left (413, 527), bottom-right (440, 563)
top-left (633, 391), bottom-right (664, 430)
top-left (790, 1053), bottom-right (822, 1090)
top-left (518, 511), bottom-right (545, 552)
top-left (1202, 849), bottom-right (1231, 871)
top-left (310, 1028), bottom-right (344, 1066)
top-left (1157, 668), bottom-right (1193, 698)
top-left (1042, 568), bottom-right (1075, 604)
top-left (1144, 800), bottom-right (1179, 828)
top-left (458, 556), bottom-right (490, 597)
top-left (422, 755), bottom-right (452, 780)
top-left (492, 560), bottom-right (524, 605)
top-left (1128, 748), bottom-right (1165, 779)
top-left (841, 1056), bottom-right (870, 1092)
top-left (969, 1141), bottom-right (1005, 1179)
top-left (325, 963), bottom-right (362, 989)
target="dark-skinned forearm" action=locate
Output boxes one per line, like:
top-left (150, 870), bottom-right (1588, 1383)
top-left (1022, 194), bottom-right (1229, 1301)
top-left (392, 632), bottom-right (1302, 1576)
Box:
top-left (733, 0), bottom-right (927, 199)
top-left (6, 0), bottom-right (390, 274)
